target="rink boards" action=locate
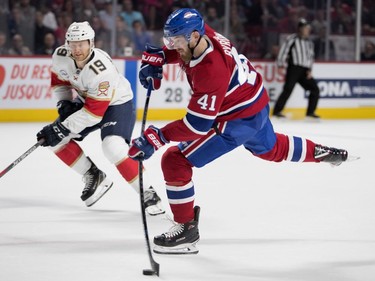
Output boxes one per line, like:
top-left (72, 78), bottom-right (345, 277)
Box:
top-left (0, 57), bottom-right (374, 121)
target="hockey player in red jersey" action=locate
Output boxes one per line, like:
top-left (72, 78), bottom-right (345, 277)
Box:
top-left (128, 9), bottom-right (351, 254)
top-left (36, 21), bottom-right (164, 215)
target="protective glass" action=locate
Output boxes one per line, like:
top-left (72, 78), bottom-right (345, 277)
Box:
top-left (163, 35), bottom-right (188, 50)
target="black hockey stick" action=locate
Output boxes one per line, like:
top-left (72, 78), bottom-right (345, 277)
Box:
top-left (0, 139), bottom-right (44, 179)
top-left (139, 83), bottom-right (160, 276)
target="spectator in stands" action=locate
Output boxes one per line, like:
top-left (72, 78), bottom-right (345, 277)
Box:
top-left (116, 15), bottom-right (133, 39)
top-left (35, 32), bottom-right (57, 55)
top-left (331, 1), bottom-right (354, 34)
top-left (261, 0), bottom-right (283, 28)
top-left (35, 10), bottom-right (54, 54)
top-left (8, 6), bottom-right (23, 38)
top-left (50, 0), bottom-right (65, 13)
top-left (77, 0), bottom-right (98, 22)
top-left (120, 0), bottom-right (145, 31)
top-left (228, 5), bottom-right (246, 48)
top-left (98, 0), bottom-right (116, 31)
top-left (142, 0), bottom-right (162, 30)
top-left (204, 6), bottom-right (224, 34)
top-left (246, 0), bottom-right (263, 26)
top-left (54, 12), bottom-right (73, 46)
top-left (268, 0), bottom-right (285, 20)
top-left (116, 33), bottom-right (134, 57)
top-left (40, 5), bottom-right (58, 31)
top-left (285, 0), bottom-right (306, 15)
top-left (131, 19), bottom-right (153, 56)
top-left (311, 9), bottom-right (326, 34)
top-left (18, 0), bottom-right (36, 51)
top-left (90, 15), bottom-right (110, 53)
top-left (0, 0), bottom-right (9, 34)
top-left (94, 37), bottom-right (105, 49)
top-left (207, 0), bottom-right (225, 18)
top-left (362, 1), bottom-right (375, 34)
top-left (170, 0), bottom-right (191, 11)
top-left (0, 31), bottom-right (9, 55)
top-left (361, 40), bottom-right (375, 61)
top-left (313, 26), bottom-right (336, 61)
top-left (61, 0), bottom-right (79, 22)
top-left (8, 33), bottom-right (32, 55)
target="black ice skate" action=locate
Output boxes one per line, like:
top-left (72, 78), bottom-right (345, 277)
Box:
top-left (81, 162), bottom-right (113, 207)
top-left (153, 206), bottom-right (200, 255)
top-left (314, 145), bottom-right (348, 166)
top-left (144, 186), bottom-right (165, 216)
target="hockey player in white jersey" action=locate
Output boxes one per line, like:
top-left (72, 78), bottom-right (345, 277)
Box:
top-left (36, 21), bottom-right (164, 215)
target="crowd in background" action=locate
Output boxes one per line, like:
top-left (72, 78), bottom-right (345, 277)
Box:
top-left (0, 0), bottom-right (375, 61)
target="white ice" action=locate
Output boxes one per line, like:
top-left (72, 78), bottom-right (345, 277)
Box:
top-left (0, 119), bottom-right (374, 281)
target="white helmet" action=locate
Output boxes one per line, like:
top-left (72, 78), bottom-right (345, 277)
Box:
top-left (65, 21), bottom-right (95, 59)
top-left (65, 21), bottom-right (95, 44)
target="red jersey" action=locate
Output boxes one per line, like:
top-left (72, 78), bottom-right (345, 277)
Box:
top-left (161, 25), bottom-right (269, 142)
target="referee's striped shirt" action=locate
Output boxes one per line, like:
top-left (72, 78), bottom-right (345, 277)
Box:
top-left (277, 34), bottom-right (315, 69)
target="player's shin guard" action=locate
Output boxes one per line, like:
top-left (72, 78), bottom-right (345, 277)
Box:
top-left (53, 140), bottom-right (92, 174)
top-left (162, 146), bottom-right (195, 223)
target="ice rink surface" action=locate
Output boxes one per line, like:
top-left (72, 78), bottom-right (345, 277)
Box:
top-left (1, 119), bottom-right (374, 281)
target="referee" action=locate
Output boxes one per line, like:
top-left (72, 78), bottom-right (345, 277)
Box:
top-left (273, 18), bottom-right (320, 119)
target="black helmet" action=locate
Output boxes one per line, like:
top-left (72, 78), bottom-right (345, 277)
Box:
top-left (298, 18), bottom-right (309, 29)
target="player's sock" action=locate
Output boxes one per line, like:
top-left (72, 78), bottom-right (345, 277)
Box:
top-left (54, 140), bottom-right (91, 174)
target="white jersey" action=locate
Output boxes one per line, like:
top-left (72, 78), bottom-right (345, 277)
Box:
top-left (51, 46), bottom-right (133, 134)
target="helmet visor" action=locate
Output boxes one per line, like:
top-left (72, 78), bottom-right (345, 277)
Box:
top-left (163, 35), bottom-right (188, 50)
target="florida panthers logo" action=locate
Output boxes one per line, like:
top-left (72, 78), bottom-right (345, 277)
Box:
top-left (98, 81), bottom-right (110, 96)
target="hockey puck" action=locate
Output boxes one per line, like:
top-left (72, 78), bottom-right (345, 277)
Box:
top-left (143, 269), bottom-right (156, 276)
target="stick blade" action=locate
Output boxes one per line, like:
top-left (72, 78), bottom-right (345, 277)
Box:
top-left (143, 263), bottom-right (159, 276)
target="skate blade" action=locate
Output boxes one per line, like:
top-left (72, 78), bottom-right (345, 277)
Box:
top-left (153, 240), bottom-right (199, 255)
top-left (146, 202), bottom-right (165, 216)
top-left (347, 155), bottom-right (360, 162)
top-left (85, 178), bottom-right (114, 207)
top-left (330, 155), bottom-right (360, 167)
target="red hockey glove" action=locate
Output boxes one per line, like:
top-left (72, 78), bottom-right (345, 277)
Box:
top-left (128, 126), bottom-right (169, 160)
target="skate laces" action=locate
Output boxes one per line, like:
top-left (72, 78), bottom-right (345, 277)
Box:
top-left (163, 222), bottom-right (185, 239)
top-left (314, 146), bottom-right (329, 158)
top-left (82, 173), bottom-right (94, 192)
top-left (144, 188), bottom-right (155, 202)
top-left (82, 166), bottom-right (100, 192)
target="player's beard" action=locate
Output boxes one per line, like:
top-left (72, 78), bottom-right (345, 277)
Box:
top-left (177, 48), bottom-right (192, 63)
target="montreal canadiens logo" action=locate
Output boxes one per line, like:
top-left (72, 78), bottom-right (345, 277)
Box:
top-left (184, 12), bottom-right (197, 19)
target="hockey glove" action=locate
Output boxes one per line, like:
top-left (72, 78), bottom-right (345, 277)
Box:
top-left (57, 98), bottom-right (84, 122)
top-left (37, 121), bottom-right (70, 147)
top-left (128, 125), bottom-right (169, 160)
top-left (139, 44), bottom-right (165, 90)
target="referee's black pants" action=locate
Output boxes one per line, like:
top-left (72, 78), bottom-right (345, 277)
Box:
top-left (273, 65), bottom-right (320, 116)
